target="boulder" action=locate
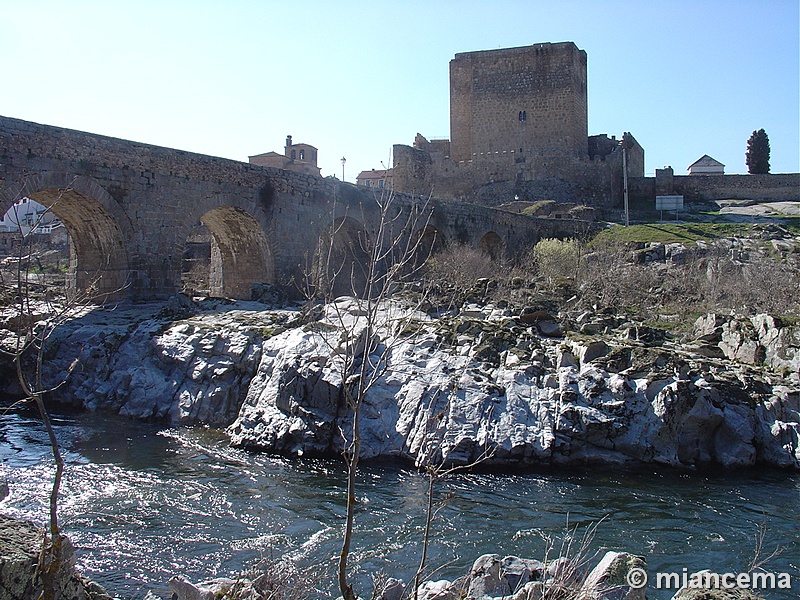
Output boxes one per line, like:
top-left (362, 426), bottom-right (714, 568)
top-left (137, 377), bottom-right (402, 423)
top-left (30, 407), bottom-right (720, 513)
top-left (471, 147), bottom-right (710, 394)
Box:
top-left (537, 319), bottom-right (563, 337)
top-left (577, 551), bottom-right (646, 600)
top-left (719, 320), bottom-right (765, 365)
top-left (377, 577), bottom-right (405, 600)
top-left (466, 554), bottom-right (507, 598)
top-left (0, 515), bottom-right (112, 600)
top-left (670, 574), bottom-right (766, 599)
top-left (417, 579), bottom-right (460, 600)
top-left (409, 551), bottom-right (646, 600)
top-left (519, 308), bottom-right (557, 325)
top-left (36, 300), bottom-right (800, 470)
top-left (568, 339), bottom-right (610, 364)
top-left (695, 313), bottom-right (800, 372)
top-left (693, 313), bottom-right (726, 340)
top-left (169, 575), bottom-right (235, 600)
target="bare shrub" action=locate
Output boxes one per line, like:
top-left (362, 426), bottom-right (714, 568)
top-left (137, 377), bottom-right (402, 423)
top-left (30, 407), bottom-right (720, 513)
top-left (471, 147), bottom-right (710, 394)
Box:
top-left (702, 251), bottom-right (800, 316)
top-left (530, 237), bottom-right (581, 288)
top-left (533, 519), bottom-right (604, 600)
top-left (221, 552), bottom-right (315, 600)
top-left (576, 241), bottom-right (656, 315)
top-left (424, 243), bottom-right (497, 289)
top-left (570, 236), bottom-right (800, 328)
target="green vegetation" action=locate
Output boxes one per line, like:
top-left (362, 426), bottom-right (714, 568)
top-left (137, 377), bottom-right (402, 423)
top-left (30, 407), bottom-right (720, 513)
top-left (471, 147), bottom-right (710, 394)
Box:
top-left (592, 222), bottom-right (756, 245)
top-left (746, 128), bottom-right (771, 174)
top-left (520, 200), bottom-right (556, 215)
top-left (530, 237), bottom-right (581, 284)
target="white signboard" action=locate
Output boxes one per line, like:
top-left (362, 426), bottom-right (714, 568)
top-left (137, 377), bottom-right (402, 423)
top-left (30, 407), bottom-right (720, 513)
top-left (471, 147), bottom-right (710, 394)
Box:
top-left (655, 195), bottom-right (684, 211)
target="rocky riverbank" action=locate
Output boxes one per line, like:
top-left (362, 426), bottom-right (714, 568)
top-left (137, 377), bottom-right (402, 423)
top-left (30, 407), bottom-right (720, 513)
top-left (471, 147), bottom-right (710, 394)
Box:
top-left (165, 549), bottom-right (770, 600)
top-left (0, 515), bottom-right (112, 600)
top-left (13, 290), bottom-right (799, 471)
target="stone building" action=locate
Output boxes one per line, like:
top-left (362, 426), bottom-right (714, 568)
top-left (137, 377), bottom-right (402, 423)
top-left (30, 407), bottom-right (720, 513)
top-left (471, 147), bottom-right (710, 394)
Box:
top-left (356, 168), bottom-right (393, 189)
top-left (249, 135), bottom-right (321, 176)
top-left (449, 41), bottom-right (588, 164)
top-left (392, 42), bottom-right (644, 207)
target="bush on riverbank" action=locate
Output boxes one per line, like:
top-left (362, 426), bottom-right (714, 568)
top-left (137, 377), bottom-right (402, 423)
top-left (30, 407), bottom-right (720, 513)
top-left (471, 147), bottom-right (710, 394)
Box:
top-left (422, 225), bottom-right (800, 334)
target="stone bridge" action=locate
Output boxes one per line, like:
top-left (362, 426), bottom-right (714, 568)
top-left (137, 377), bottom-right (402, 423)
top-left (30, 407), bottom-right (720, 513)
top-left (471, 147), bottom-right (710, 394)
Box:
top-left (0, 116), bottom-right (587, 302)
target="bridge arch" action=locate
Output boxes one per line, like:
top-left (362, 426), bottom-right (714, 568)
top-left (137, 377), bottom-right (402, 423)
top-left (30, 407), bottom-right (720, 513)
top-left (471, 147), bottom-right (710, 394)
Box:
top-left (0, 173), bottom-right (132, 302)
top-left (412, 225), bottom-right (448, 268)
top-left (477, 231), bottom-right (505, 261)
top-left (316, 216), bottom-right (372, 298)
top-left (184, 206), bottom-right (274, 299)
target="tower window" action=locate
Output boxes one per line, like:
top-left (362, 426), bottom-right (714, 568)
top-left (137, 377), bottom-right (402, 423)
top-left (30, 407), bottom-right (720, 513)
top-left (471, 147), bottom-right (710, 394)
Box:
top-left (299, 149), bottom-right (305, 161)
top-left (291, 150), bottom-right (296, 159)
top-left (519, 110), bottom-right (527, 122)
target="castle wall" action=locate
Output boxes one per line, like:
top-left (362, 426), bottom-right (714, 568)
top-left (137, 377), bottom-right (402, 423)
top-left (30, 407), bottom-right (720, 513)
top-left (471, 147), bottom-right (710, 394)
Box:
top-left (394, 132), bottom-right (641, 207)
top-left (629, 173), bottom-right (800, 204)
top-left (396, 43), bottom-right (648, 208)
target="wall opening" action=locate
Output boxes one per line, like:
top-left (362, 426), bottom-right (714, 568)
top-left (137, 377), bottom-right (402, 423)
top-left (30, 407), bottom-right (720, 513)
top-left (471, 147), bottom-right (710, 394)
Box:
top-left (315, 217), bottom-right (371, 298)
top-left (0, 198), bottom-right (70, 291)
top-left (413, 225), bottom-right (447, 269)
top-left (7, 189), bottom-right (130, 303)
top-left (184, 206), bottom-right (274, 299)
top-left (477, 231), bottom-right (505, 261)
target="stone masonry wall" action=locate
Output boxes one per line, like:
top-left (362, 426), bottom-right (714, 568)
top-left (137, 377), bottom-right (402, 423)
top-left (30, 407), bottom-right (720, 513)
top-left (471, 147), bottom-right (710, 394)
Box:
top-left (0, 116), bottom-right (588, 301)
top-left (393, 137), bottom-right (633, 207)
top-left (629, 173), bottom-right (800, 205)
top-left (449, 42), bottom-right (588, 164)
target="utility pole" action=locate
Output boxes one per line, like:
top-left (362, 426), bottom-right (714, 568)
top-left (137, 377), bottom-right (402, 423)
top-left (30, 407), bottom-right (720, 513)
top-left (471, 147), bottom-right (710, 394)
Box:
top-left (622, 134), bottom-right (630, 227)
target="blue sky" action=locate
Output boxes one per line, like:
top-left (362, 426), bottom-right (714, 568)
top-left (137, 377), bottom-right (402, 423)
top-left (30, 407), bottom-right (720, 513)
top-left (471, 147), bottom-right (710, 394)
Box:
top-left (1, 0), bottom-right (798, 182)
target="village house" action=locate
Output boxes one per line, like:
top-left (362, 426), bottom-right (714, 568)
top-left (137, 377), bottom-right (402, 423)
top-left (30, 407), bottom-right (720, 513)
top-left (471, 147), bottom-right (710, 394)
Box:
top-left (249, 135), bottom-right (321, 176)
top-left (356, 168), bottom-right (393, 189)
top-left (688, 155), bottom-right (725, 175)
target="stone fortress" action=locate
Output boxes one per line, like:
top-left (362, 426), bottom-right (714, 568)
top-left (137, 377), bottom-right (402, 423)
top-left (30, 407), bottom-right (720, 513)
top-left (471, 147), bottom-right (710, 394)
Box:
top-left (391, 41), bottom-right (798, 208)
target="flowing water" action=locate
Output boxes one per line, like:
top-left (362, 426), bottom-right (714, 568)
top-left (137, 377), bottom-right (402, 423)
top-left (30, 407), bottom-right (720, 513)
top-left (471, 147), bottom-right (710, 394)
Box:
top-left (1, 407), bottom-right (797, 599)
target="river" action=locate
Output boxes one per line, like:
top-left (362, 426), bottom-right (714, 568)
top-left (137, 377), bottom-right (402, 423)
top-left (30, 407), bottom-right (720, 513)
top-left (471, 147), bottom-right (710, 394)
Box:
top-left (1, 406), bottom-right (797, 599)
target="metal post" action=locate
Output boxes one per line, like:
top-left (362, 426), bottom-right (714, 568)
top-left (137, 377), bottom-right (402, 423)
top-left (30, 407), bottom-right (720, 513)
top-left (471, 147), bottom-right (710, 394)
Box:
top-left (623, 140), bottom-right (629, 227)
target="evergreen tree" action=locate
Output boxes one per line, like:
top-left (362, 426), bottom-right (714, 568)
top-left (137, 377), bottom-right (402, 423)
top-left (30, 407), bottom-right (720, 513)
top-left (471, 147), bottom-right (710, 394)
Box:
top-left (746, 128), bottom-right (770, 174)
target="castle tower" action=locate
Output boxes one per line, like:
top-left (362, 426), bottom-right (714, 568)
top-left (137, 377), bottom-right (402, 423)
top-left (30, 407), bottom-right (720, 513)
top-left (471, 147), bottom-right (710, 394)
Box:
top-left (449, 42), bottom-right (588, 164)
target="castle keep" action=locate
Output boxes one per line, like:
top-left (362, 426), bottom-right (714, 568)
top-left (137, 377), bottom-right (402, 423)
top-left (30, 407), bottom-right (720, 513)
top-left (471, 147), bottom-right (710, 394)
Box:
top-left (449, 42), bottom-right (588, 164)
top-left (393, 42), bottom-right (644, 206)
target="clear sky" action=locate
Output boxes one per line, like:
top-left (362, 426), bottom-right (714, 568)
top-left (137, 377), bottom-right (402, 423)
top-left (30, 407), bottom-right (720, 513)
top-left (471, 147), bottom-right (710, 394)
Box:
top-left (1, 0), bottom-right (798, 182)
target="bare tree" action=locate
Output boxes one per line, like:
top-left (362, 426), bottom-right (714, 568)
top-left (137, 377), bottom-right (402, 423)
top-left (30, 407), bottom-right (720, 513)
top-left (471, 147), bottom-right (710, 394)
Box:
top-left (305, 186), bottom-right (436, 600)
top-left (1, 181), bottom-right (118, 598)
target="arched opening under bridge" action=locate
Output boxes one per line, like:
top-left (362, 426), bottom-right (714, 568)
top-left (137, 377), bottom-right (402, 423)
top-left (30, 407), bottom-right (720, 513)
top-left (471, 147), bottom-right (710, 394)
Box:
top-left (181, 206), bottom-right (274, 299)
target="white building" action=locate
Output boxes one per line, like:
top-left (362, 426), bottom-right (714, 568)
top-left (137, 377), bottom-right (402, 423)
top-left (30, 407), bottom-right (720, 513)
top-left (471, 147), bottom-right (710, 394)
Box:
top-left (688, 155), bottom-right (725, 176)
top-left (0, 197), bottom-right (64, 234)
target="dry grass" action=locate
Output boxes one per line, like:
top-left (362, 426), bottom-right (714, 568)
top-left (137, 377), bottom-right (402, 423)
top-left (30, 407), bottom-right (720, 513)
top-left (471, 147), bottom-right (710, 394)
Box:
top-left (422, 235), bottom-right (800, 333)
top-left (221, 552), bottom-right (316, 600)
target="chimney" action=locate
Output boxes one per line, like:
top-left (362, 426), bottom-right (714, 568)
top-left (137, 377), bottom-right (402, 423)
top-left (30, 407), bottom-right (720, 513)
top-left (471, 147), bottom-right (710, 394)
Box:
top-left (286, 135), bottom-right (292, 147)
